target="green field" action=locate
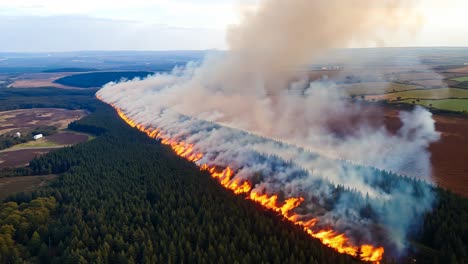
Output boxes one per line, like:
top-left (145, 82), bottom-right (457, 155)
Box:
top-left (394, 88), bottom-right (468, 99)
top-left (400, 98), bottom-right (468, 112)
top-left (451, 77), bottom-right (468, 82)
top-left (367, 87), bottom-right (468, 101)
top-left (341, 82), bottom-right (422, 95)
top-left (9, 138), bottom-right (60, 149)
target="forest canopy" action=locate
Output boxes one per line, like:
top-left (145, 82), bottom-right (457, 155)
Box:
top-left (0, 90), bottom-right (466, 263)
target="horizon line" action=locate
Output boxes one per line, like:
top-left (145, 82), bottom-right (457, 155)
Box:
top-left (1, 46), bottom-right (468, 54)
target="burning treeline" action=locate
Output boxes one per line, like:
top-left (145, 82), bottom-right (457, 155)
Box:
top-left (107, 101), bottom-right (383, 262)
top-left (98, 94), bottom-right (435, 262)
top-left (97, 0), bottom-right (438, 262)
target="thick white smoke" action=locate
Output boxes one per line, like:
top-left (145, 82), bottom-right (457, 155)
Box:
top-left (97, 0), bottom-right (438, 256)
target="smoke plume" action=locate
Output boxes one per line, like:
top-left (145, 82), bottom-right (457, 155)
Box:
top-left (97, 0), bottom-right (438, 257)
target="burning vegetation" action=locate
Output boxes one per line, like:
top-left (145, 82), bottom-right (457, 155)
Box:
top-left (110, 102), bottom-right (390, 262)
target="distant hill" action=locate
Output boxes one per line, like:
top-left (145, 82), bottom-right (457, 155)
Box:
top-left (42, 68), bottom-right (98, 73)
top-left (54, 71), bottom-right (154, 88)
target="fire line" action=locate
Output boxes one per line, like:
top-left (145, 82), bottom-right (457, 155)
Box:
top-left (99, 96), bottom-right (384, 263)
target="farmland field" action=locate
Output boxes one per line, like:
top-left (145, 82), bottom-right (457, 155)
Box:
top-left (377, 106), bottom-right (468, 196)
top-left (400, 98), bottom-right (468, 112)
top-left (429, 113), bottom-right (468, 195)
top-left (392, 72), bottom-right (445, 81)
top-left (409, 79), bottom-right (447, 87)
top-left (447, 66), bottom-right (468, 73)
top-left (451, 76), bottom-right (468, 82)
top-left (47, 131), bottom-right (90, 145)
top-left (0, 108), bottom-right (91, 166)
top-left (8, 73), bottom-right (79, 89)
top-left (365, 87), bottom-right (468, 101)
top-left (9, 138), bottom-right (60, 149)
top-left (6, 132), bottom-right (90, 150)
top-left (339, 82), bottom-right (422, 95)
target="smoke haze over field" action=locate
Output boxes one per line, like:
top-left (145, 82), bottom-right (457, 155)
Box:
top-left (98, 0), bottom-right (439, 255)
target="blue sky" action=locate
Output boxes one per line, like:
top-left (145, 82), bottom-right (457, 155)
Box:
top-left (0, 0), bottom-right (467, 52)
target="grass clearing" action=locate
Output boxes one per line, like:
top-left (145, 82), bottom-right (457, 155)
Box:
top-left (399, 98), bottom-right (468, 112)
top-left (365, 87), bottom-right (468, 101)
top-left (340, 82), bottom-right (422, 95)
top-left (451, 77), bottom-right (468, 82)
top-left (10, 138), bottom-right (60, 149)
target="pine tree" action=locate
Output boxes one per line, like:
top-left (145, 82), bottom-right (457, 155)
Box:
top-left (28, 231), bottom-right (41, 255)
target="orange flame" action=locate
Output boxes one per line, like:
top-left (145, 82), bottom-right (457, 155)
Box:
top-left (103, 100), bottom-right (384, 263)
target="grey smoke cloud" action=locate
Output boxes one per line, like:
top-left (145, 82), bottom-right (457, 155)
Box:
top-left (97, 0), bottom-right (437, 255)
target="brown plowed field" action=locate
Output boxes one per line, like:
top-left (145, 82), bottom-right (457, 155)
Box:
top-left (428, 114), bottom-right (468, 196)
top-left (47, 132), bottom-right (89, 145)
top-left (382, 107), bottom-right (468, 196)
top-left (447, 66), bottom-right (468, 74)
top-left (326, 104), bottom-right (468, 196)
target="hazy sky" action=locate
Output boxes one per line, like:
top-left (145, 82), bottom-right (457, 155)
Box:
top-left (0, 0), bottom-right (467, 52)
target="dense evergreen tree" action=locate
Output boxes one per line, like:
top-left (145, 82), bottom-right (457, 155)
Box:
top-left (54, 72), bottom-right (154, 88)
top-left (0, 89), bottom-right (466, 263)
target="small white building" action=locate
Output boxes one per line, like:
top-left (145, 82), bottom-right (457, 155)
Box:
top-left (33, 134), bottom-right (43, 140)
top-left (15, 132), bottom-right (21, 138)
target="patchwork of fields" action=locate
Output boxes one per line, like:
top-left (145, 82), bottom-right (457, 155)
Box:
top-left (0, 108), bottom-right (92, 170)
top-left (332, 64), bottom-right (468, 113)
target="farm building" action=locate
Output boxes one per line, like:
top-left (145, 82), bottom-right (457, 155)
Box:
top-left (33, 134), bottom-right (43, 140)
top-left (15, 132), bottom-right (21, 138)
